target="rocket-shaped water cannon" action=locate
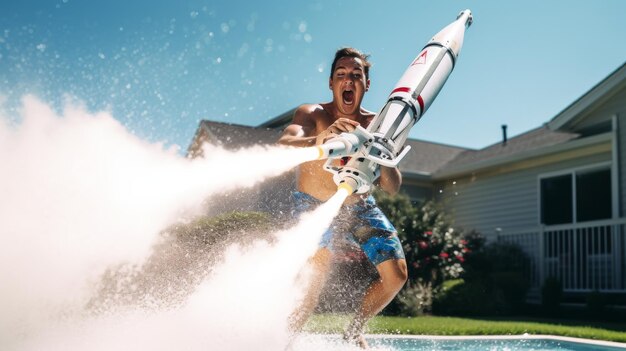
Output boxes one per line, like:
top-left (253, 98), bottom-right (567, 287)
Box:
top-left (315, 9), bottom-right (473, 194)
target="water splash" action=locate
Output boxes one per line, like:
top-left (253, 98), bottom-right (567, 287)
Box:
top-left (9, 194), bottom-right (350, 351)
top-left (0, 96), bottom-right (362, 350)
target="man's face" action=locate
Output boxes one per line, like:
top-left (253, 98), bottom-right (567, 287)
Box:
top-left (329, 56), bottom-right (370, 116)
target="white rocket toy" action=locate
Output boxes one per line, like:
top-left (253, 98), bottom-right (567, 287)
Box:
top-left (314, 9), bottom-right (473, 194)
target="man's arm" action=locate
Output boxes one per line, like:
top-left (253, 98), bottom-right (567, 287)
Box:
top-left (377, 166), bottom-right (402, 195)
top-left (278, 104), bottom-right (360, 147)
top-left (277, 105), bottom-right (319, 147)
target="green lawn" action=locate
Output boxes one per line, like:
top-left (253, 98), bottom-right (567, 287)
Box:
top-left (305, 315), bottom-right (626, 343)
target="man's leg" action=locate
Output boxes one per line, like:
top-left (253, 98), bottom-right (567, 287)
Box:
top-left (288, 247), bottom-right (333, 332)
top-left (344, 258), bottom-right (408, 348)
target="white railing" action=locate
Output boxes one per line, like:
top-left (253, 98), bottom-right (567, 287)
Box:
top-left (497, 218), bottom-right (626, 293)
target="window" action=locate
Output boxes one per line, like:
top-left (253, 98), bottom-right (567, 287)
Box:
top-left (541, 174), bottom-right (572, 225)
top-left (540, 166), bottom-right (612, 225)
top-left (576, 169), bottom-right (612, 222)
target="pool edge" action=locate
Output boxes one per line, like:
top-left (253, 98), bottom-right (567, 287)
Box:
top-left (365, 334), bottom-right (626, 349)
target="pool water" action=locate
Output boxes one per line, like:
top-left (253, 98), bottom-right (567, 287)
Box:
top-left (291, 335), bottom-right (626, 351)
top-left (365, 336), bottom-right (626, 351)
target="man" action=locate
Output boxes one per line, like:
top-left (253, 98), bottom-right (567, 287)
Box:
top-left (278, 47), bottom-right (408, 348)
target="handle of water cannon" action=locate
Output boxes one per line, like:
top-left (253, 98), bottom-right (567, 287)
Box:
top-left (318, 125), bottom-right (373, 159)
top-left (342, 125), bottom-right (373, 151)
top-left (366, 145), bottom-right (412, 168)
top-left (353, 125), bottom-right (370, 137)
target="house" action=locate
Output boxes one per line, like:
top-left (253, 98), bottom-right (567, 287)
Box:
top-left (187, 62), bottom-right (626, 297)
top-left (434, 62), bottom-right (626, 297)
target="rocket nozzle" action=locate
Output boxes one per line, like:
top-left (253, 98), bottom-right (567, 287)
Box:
top-left (337, 178), bottom-right (357, 195)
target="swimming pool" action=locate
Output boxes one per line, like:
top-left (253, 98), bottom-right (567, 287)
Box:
top-left (364, 335), bottom-right (626, 351)
top-left (291, 334), bottom-right (626, 351)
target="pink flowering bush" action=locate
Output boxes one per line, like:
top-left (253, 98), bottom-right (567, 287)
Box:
top-left (375, 192), bottom-right (467, 286)
top-left (374, 191), bottom-right (470, 315)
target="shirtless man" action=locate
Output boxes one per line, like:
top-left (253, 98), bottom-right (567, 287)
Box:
top-left (278, 47), bottom-right (408, 348)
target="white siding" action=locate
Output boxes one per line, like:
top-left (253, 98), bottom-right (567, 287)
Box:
top-left (437, 152), bottom-right (611, 240)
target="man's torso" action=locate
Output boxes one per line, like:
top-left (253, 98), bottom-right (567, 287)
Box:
top-left (296, 103), bottom-right (374, 204)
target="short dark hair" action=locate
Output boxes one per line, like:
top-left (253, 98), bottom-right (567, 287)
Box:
top-left (330, 47), bottom-right (371, 80)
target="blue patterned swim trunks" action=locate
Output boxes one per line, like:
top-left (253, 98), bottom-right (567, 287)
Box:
top-left (291, 191), bottom-right (405, 266)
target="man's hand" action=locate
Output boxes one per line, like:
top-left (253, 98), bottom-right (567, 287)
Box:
top-left (316, 118), bottom-right (360, 145)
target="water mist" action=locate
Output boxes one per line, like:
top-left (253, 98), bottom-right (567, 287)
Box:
top-left (0, 96), bottom-right (348, 351)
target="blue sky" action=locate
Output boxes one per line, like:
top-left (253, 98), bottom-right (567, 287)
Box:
top-left (1, 0), bottom-right (625, 150)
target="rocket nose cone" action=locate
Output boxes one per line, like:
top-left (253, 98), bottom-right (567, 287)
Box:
top-left (457, 9), bottom-right (473, 28)
top-left (430, 9), bottom-right (472, 59)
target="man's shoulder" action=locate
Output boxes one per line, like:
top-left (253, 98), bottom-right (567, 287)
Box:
top-left (293, 103), bottom-right (331, 122)
top-left (358, 108), bottom-right (376, 126)
top-left (295, 103), bottom-right (327, 116)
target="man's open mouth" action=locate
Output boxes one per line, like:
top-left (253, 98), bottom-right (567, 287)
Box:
top-left (342, 90), bottom-right (355, 105)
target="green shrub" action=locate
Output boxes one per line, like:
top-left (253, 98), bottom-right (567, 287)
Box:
top-left (433, 241), bottom-right (531, 316)
top-left (395, 281), bottom-right (434, 316)
top-left (541, 277), bottom-right (563, 315)
top-left (493, 271), bottom-right (529, 312)
top-left (586, 290), bottom-right (608, 319)
top-left (374, 191), bottom-right (469, 315)
top-left (432, 279), bottom-right (497, 316)
top-left (374, 192), bottom-right (468, 287)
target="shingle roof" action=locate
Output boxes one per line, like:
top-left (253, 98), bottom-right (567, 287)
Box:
top-left (398, 139), bottom-right (469, 175)
top-left (202, 121), bottom-right (283, 148)
top-left (258, 107), bottom-right (297, 129)
top-left (186, 120), bottom-right (284, 158)
top-left (436, 125), bottom-right (580, 175)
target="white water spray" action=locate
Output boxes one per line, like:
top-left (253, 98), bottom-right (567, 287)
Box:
top-left (10, 189), bottom-right (352, 351)
top-left (0, 96), bottom-right (352, 350)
